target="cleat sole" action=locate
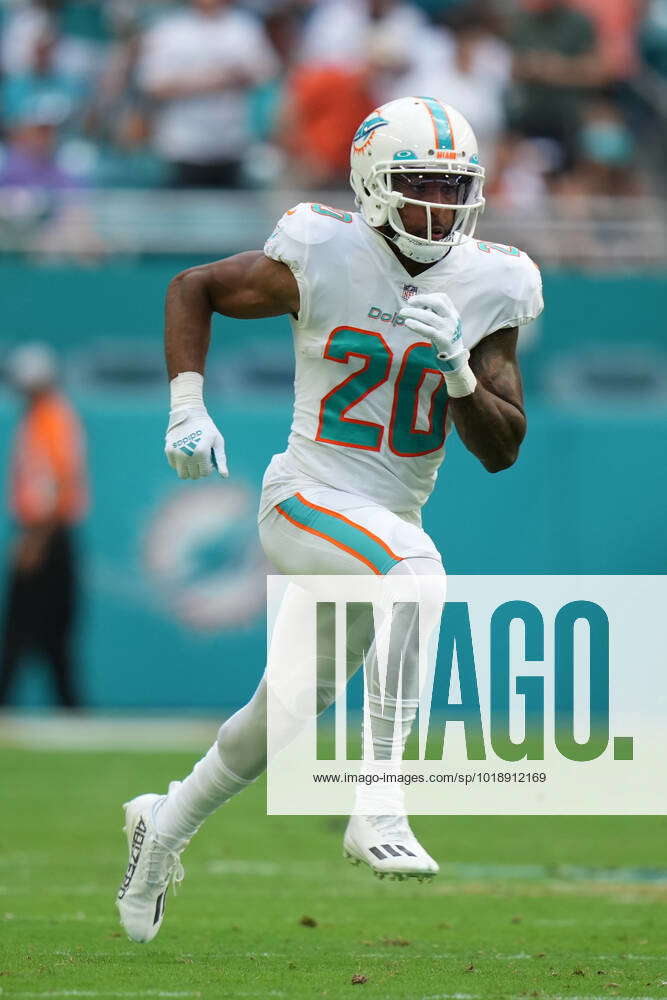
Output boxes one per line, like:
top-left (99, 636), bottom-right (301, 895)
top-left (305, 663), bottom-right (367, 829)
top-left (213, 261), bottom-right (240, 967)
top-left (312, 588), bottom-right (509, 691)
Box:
top-left (344, 847), bottom-right (437, 882)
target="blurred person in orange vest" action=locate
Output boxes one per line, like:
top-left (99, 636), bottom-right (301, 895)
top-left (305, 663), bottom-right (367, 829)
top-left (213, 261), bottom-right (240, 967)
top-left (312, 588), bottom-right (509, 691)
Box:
top-left (0, 343), bottom-right (88, 708)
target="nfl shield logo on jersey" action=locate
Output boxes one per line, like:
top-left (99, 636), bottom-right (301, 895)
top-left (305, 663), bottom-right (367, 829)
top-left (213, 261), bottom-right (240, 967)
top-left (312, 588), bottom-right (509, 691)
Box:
top-left (402, 284), bottom-right (419, 300)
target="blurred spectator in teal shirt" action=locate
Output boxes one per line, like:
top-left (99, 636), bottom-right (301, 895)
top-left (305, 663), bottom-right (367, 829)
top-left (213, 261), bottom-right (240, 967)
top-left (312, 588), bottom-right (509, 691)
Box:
top-left (2, 26), bottom-right (89, 135)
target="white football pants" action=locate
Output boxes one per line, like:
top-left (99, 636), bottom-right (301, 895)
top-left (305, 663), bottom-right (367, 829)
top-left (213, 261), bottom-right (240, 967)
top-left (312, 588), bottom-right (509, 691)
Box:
top-left (220, 487), bottom-right (445, 775)
top-left (154, 487), bottom-right (445, 846)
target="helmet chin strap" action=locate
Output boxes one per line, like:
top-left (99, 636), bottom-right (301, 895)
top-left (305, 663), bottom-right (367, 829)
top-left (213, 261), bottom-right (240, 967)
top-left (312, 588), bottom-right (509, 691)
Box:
top-left (382, 200), bottom-right (457, 264)
top-left (389, 231), bottom-right (451, 264)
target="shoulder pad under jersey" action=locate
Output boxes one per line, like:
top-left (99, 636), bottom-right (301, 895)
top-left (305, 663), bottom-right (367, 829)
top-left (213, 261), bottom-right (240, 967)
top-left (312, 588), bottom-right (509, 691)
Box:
top-left (264, 201), bottom-right (354, 253)
top-left (263, 203), bottom-right (356, 328)
top-left (470, 239), bottom-right (544, 330)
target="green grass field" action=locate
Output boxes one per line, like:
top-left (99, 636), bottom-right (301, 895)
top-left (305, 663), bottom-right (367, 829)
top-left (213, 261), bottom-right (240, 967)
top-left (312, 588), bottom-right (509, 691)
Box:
top-left (1, 747), bottom-right (666, 999)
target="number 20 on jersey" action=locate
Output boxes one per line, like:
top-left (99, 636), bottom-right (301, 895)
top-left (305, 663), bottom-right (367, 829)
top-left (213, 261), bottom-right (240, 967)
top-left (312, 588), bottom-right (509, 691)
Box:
top-left (316, 327), bottom-right (449, 458)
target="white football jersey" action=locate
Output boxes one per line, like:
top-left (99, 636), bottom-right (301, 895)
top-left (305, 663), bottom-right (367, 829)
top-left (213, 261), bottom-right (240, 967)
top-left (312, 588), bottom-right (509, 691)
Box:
top-left (259, 202), bottom-right (543, 520)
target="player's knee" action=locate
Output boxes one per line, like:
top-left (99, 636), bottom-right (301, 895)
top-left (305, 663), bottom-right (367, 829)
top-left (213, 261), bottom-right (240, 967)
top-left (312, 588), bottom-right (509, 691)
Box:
top-left (216, 680), bottom-right (267, 753)
top-left (387, 556), bottom-right (446, 626)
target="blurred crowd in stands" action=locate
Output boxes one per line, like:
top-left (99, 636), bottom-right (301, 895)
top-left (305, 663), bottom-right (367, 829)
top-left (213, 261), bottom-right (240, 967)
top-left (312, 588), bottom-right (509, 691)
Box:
top-left (0, 0), bottom-right (665, 204)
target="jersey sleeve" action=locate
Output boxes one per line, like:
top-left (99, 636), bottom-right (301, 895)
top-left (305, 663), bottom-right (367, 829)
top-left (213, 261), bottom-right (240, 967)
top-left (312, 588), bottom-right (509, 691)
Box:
top-left (483, 249), bottom-right (544, 334)
top-left (263, 202), bottom-right (345, 333)
top-left (263, 204), bottom-right (312, 327)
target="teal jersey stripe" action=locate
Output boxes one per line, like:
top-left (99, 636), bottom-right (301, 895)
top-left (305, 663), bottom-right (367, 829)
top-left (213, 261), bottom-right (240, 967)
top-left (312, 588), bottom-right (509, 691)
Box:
top-left (277, 495), bottom-right (402, 575)
top-left (418, 96), bottom-right (454, 151)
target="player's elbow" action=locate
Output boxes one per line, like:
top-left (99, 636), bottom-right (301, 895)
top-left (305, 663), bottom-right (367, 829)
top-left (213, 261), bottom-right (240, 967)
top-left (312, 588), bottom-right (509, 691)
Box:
top-left (169, 265), bottom-right (208, 293)
top-left (482, 447), bottom-right (519, 474)
top-left (168, 265), bottom-right (214, 309)
top-left (483, 414), bottom-right (526, 472)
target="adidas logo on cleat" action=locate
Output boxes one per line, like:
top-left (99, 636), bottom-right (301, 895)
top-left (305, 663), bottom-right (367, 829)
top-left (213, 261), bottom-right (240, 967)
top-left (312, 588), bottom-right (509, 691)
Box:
top-left (117, 817), bottom-right (146, 900)
top-left (153, 890), bottom-right (167, 926)
top-left (368, 843), bottom-right (417, 861)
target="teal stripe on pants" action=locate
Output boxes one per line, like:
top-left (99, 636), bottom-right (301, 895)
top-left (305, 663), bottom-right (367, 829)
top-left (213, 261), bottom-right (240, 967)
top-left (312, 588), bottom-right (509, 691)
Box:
top-left (277, 495), bottom-right (401, 575)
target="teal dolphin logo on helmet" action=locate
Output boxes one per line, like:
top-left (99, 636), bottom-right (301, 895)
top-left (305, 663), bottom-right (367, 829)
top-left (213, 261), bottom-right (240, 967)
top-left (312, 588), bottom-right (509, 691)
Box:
top-left (352, 115), bottom-right (389, 152)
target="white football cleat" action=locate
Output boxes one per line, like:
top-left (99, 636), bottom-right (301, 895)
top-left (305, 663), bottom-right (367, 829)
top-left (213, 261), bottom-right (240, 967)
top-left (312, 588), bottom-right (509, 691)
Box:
top-left (116, 787), bottom-right (186, 943)
top-left (344, 814), bottom-right (439, 881)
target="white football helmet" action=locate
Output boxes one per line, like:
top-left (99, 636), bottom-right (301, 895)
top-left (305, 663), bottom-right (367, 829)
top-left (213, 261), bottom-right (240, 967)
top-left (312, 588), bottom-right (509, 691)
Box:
top-left (349, 96), bottom-right (485, 263)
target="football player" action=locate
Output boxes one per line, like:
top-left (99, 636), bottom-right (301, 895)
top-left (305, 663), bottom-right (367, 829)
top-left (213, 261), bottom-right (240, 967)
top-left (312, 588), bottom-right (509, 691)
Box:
top-left (116, 97), bottom-right (543, 942)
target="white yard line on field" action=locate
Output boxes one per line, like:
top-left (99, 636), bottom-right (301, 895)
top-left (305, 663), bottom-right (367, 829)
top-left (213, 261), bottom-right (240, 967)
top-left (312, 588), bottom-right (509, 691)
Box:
top-left (436, 862), bottom-right (667, 885)
top-left (50, 952), bottom-right (286, 960)
top-left (421, 996), bottom-right (666, 1000)
top-left (1, 885), bottom-right (105, 896)
top-left (0, 992), bottom-right (203, 998)
top-left (205, 859), bottom-right (331, 877)
top-left (363, 951), bottom-right (667, 961)
top-left (204, 858), bottom-right (667, 886)
top-left (0, 712), bottom-right (223, 751)
top-left (206, 860), bottom-right (289, 876)
top-left (532, 917), bottom-right (579, 926)
top-left (0, 994), bottom-right (287, 1000)
top-left (3, 912), bottom-right (108, 923)
top-left (52, 952), bottom-right (140, 959)
top-left (0, 990), bottom-right (286, 998)
top-left (0, 853), bottom-right (50, 868)
top-left (420, 995), bottom-right (481, 1000)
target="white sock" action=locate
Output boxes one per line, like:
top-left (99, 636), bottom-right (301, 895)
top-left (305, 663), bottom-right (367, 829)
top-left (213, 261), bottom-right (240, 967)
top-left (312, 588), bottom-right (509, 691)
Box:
top-left (354, 558), bottom-right (445, 815)
top-left (154, 744), bottom-right (253, 849)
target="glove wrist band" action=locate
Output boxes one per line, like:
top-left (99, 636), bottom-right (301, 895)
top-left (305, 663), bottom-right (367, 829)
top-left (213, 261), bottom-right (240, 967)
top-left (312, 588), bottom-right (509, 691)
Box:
top-left (443, 362), bottom-right (477, 398)
top-left (170, 371), bottom-right (204, 409)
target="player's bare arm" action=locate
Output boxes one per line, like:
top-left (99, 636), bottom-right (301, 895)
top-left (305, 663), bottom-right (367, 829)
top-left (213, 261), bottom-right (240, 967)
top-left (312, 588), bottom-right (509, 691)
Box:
top-left (163, 252), bottom-right (298, 480)
top-left (165, 251), bottom-right (299, 379)
top-left (449, 327), bottom-right (526, 474)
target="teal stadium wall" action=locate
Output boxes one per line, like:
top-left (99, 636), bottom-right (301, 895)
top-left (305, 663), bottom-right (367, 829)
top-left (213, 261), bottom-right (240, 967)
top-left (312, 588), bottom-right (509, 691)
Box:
top-left (1, 262), bottom-right (666, 708)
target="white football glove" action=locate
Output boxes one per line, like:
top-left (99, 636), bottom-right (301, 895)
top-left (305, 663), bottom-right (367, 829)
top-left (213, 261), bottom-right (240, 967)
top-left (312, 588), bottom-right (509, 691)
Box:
top-left (164, 373), bottom-right (228, 479)
top-left (399, 292), bottom-right (477, 397)
top-left (399, 292), bottom-right (468, 372)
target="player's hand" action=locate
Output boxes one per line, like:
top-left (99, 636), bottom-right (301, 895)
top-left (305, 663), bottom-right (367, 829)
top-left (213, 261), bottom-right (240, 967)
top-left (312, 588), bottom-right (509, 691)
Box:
top-left (399, 292), bottom-right (469, 373)
top-left (165, 405), bottom-right (228, 480)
